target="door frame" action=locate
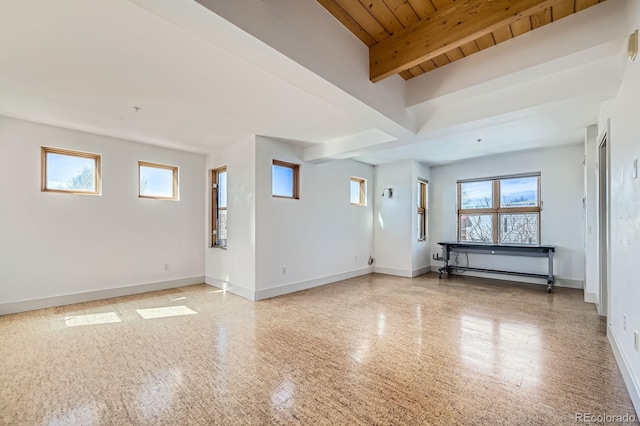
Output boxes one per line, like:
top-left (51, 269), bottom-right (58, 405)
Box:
top-left (596, 119), bottom-right (611, 320)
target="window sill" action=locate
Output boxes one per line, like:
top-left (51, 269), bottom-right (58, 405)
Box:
top-left (211, 245), bottom-right (227, 250)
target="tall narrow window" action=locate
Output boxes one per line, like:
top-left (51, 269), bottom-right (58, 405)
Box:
top-left (350, 177), bottom-right (366, 206)
top-left (457, 173), bottom-right (540, 244)
top-left (41, 146), bottom-right (101, 195)
top-left (211, 166), bottom-right (227, 247)
top-left (139, 161), bottom-right (178, 200)
top-left (272, 160), bottom-right (299, 199)
top-left (417, 180), bottom-right (428, 241)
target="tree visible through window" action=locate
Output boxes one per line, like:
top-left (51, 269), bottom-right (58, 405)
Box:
top-left (458, 175), bottom-right (540, 244)
top-left (41, 146), bottom-right (101, 195)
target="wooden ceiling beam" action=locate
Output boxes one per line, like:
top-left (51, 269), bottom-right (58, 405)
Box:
top-left (369, 0), bottom-right (563, 82)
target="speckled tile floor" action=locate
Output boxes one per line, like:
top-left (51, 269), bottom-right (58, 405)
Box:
top-left (0, 273), bottom-right (637, 425)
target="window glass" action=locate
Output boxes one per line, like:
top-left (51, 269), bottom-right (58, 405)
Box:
top-left (459, 214), bottom-right (493, 242)
top-left (499, 213), bottom-right (539, 244)
top-left (460, 181), bottom-right (493, 209)
top-left (500, 177), bottom-right (538, 208)
top-left (46, 153), bottom-right (96, 192)
top-left (218, 171), bottom-right (227, 208)
top-left (350, 180), bottom-right (361, 204)
top-left (140, 165), bottom-right (176, 199)
top-left (42, 147), bottom-right (101, 195)
top-left (272, 161), bottom-right (299, 199)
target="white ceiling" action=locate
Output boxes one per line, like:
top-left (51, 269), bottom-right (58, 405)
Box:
top-left (0, 0), bottom-right (375, 153)
top-left (0, 0), bottom-right (628, 164)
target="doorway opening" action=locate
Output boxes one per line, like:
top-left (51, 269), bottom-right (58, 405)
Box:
top-left (597, 132), bottom-right (610, 319)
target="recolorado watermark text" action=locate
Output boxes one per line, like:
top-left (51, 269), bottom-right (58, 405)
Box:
top-left (575, 412), bottom-right (637, 423)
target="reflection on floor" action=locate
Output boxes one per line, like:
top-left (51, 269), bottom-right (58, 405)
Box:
top-left (0, 273), bottom-right (637, 425)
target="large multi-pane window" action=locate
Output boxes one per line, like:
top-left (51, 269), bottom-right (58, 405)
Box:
top-left (211, 167), bottom-right (227, 247)
top-left (457, 174), bottom-right (540, 245)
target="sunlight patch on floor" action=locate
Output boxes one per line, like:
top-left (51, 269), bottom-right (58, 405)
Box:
top-left (64, 312), bottom-right (122, 327)
top-left (135, 306), bottom-right (197, 319)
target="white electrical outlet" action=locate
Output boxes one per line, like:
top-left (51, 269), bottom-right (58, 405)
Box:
top-left (281, 267), bottom-right (286, 275)
top-left (624, 314), bottom-right (627, 331)
top-left (164, 263), bottom-right (169, 271)
top-left (355, 256), bottom-right (358, 262)
top-left (635, 331), bottom-right (639, 352)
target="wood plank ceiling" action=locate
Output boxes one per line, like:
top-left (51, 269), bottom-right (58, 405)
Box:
top-left (317, 0), bottom-right (606, 82)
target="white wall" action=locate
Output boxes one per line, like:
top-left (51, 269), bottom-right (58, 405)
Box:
top-left (254, 136), bottom-right (374, 298)
top-left (204, 136), bottom-right (256, 299)
top-left (373, 161), bottom-right (413, 275)
top-left (429, 145), bottom-right (585, 287)
top-left (0, 116), bottom-right (205, 312)
top-left (599, 0), bottom-right (640, 410)
top-left (373, 160), bottom-right (431, 277)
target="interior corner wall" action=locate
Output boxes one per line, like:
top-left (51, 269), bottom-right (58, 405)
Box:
top-left (429, 145), bottom-right (586, 288)
top-left (254, 136), bottom-right (374, 299)
top-left (373, 160), bottom-right (414, 277)
top-left (0, 116), bottom-right (206, 314)
top-left (599, 0), bottom-right (640, 411)
top-left (204, 136), bottom-right (257, 300)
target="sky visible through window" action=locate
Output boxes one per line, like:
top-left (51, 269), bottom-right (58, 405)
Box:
top-left (140, 166), bottom-right (174, 197)
top-left (218, 171), bottom-right (227, 207)
top-left (273, 165), bottom-right (294, 197)
top-left (500, 177), bottom-right (538, 207)
top-left (461, 181), bottom-right (493, 209)
top-left (46, 153), bottom-right (95, 191)
top-left (350, 180), bottom-right (360, 204)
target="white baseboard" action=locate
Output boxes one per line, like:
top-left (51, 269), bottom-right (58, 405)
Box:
top-left (0, 276), bottom-right (205, 316)
top-left (373, 266), bottom-right (431, 278)
top-left (374, 266), bottom-right (411, 277)
top-left (254, 266), bottom-right (373, 301)
top-left (584, 291), bottom-right (597, 304)
top-left (204, 276), bottom-right (256, 301)
top-left (608, 325), bottom-right (640, 414)
top-left (411, 266), bottom-right (431, 277)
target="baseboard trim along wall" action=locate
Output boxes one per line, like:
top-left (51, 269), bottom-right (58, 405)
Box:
top-left (373, 266), bottom-right (430, 278)
top-left (0, 276), bottom-right (205, 316)
top-left (584, 292), bottom-right (597, 304)
top-left (608, 325), bottom-right (640, 414)
top-left (204, 276), bottom-right (256, 301)
top-left (254, 266), bottom-right (374, 301)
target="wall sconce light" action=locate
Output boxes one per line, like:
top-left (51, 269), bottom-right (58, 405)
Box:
top-left (381, 188), bottom-right (393, 198)
top-left (628, 30), bottom-right (638, 61)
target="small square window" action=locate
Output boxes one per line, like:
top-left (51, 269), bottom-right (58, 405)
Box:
top-left (350, 177), bottom-right (366, 206)
top-left (272, 160), bottom-right (299, 199)
top-left (41, 146), bottom-right (101, 195)
top-left (139, 161), bottom-right (178, 200)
